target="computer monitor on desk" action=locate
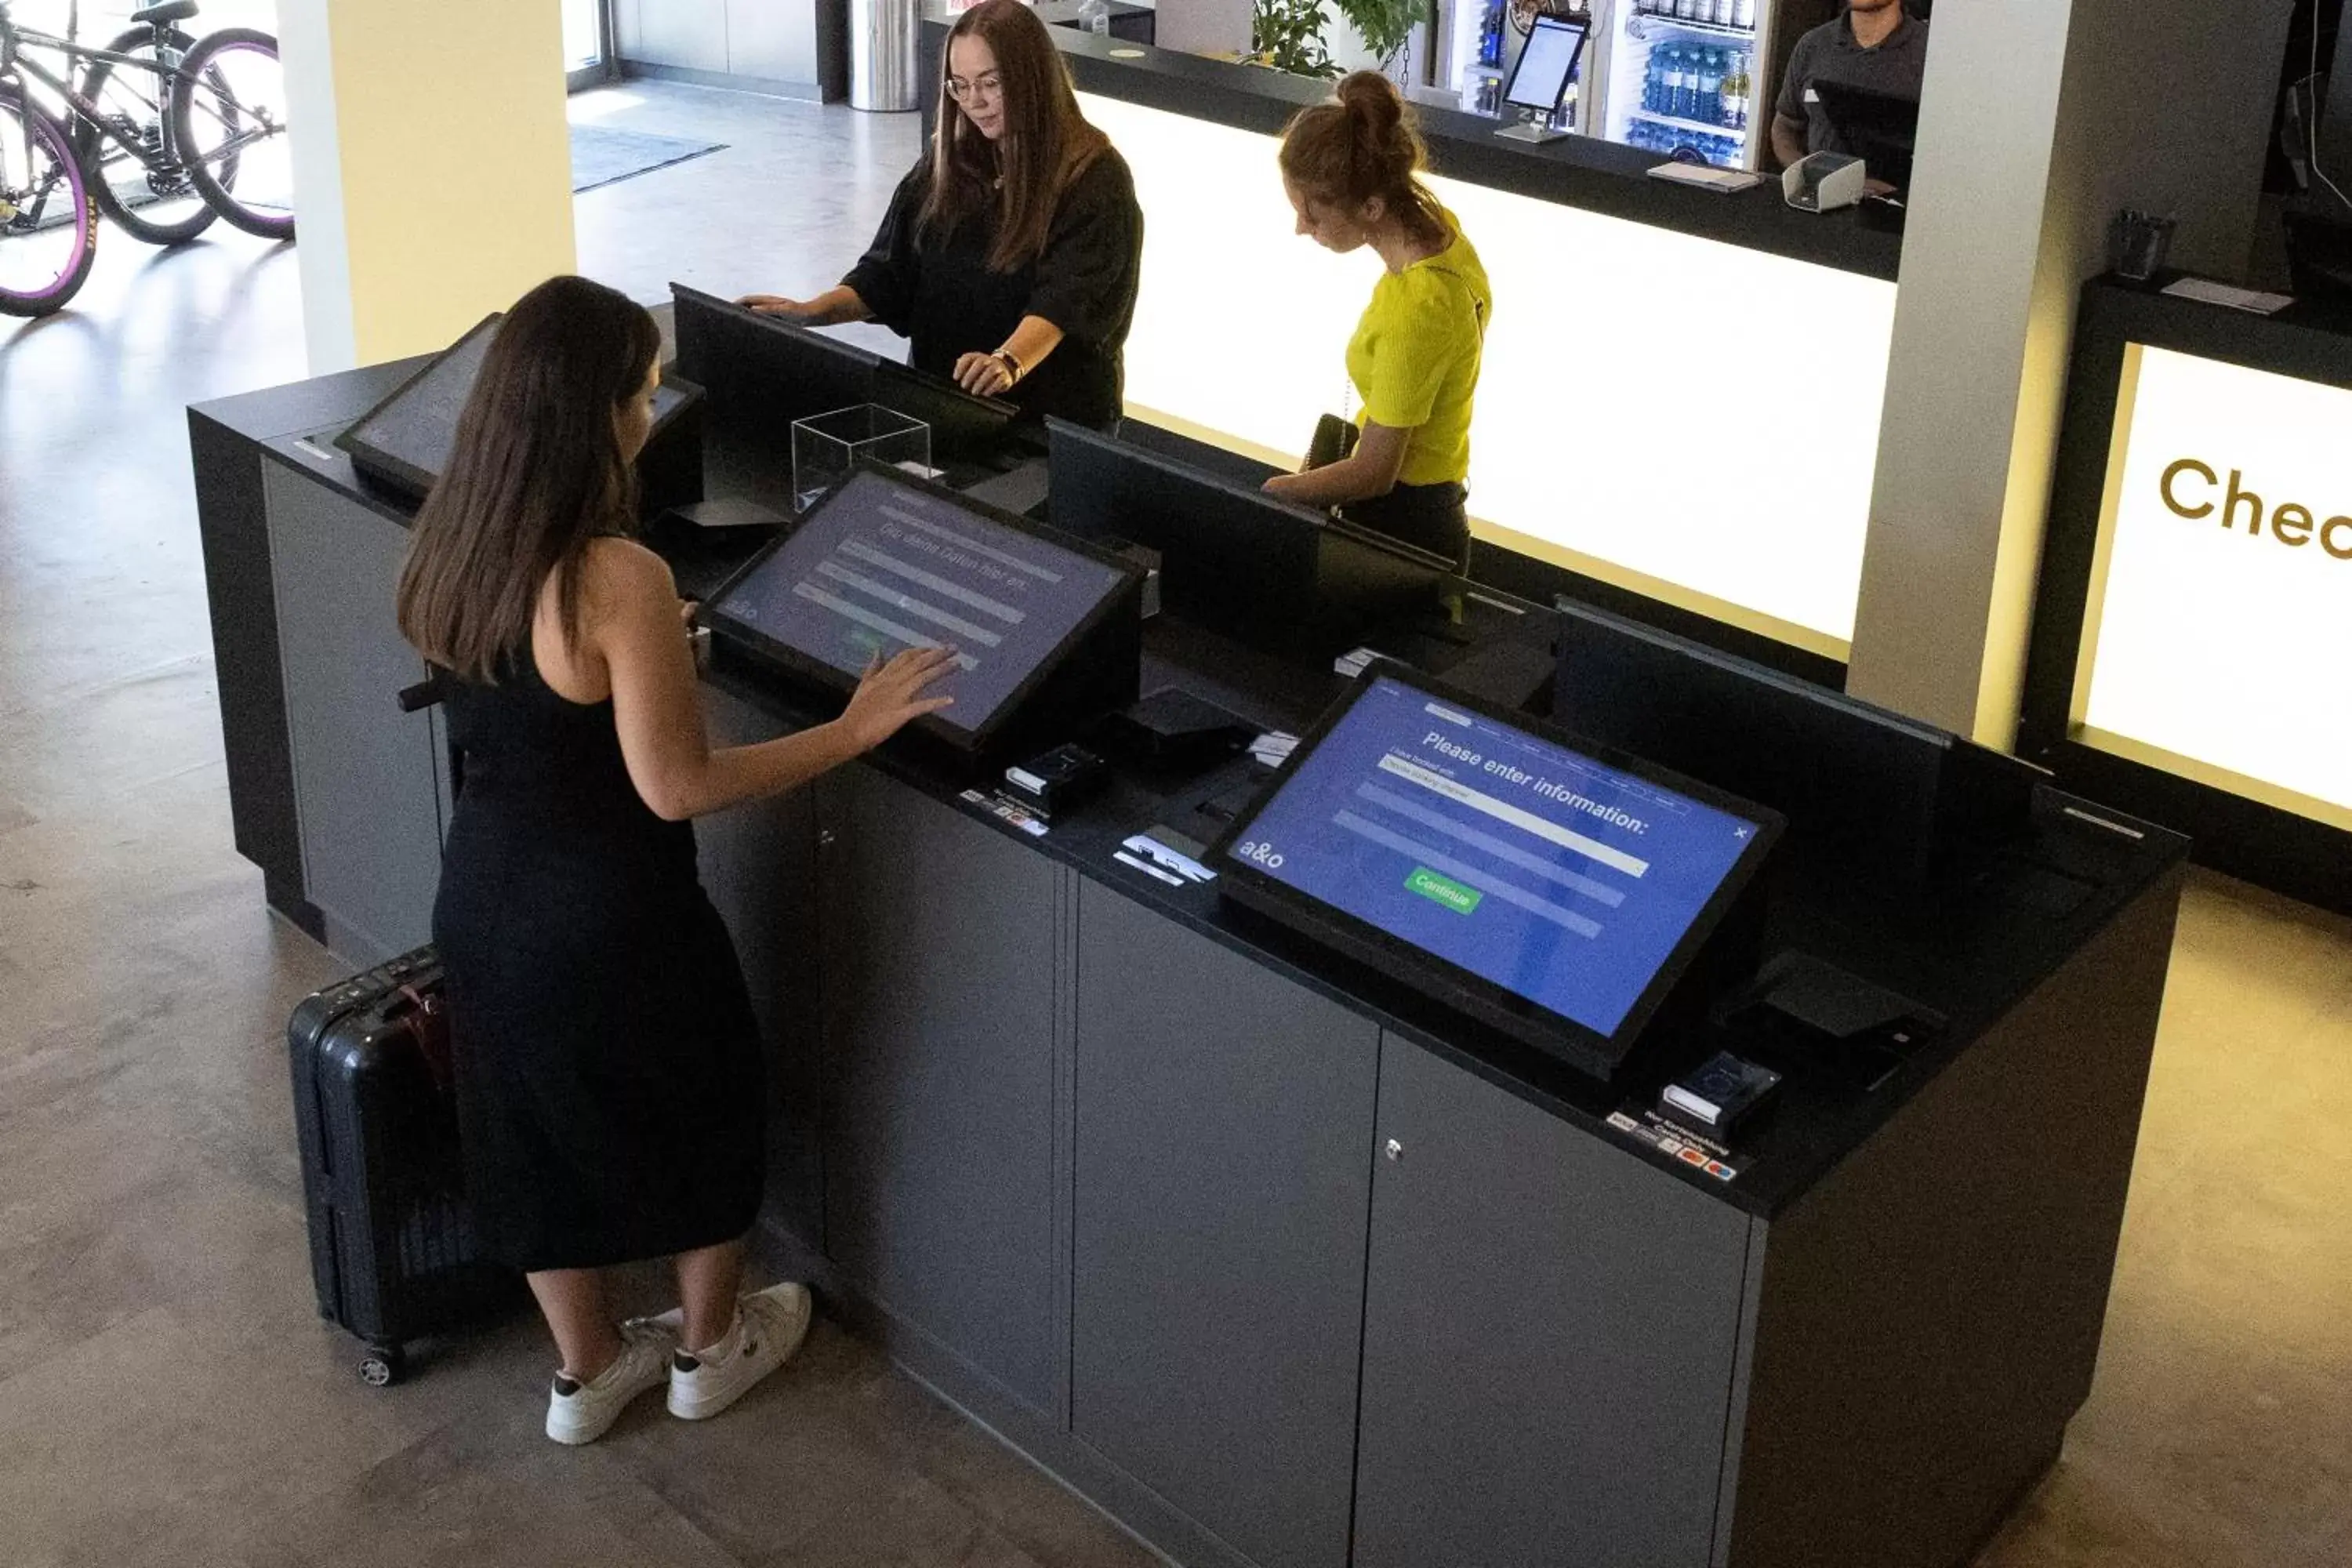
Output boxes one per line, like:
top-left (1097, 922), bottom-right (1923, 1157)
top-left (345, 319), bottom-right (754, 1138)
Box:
top-left (1045, 417), bottom-right (1448, 653)
top-left (668, 282), bottom-right (1022, 496)
top-left (1811, 81), bottom-right (1920, 192)
top-left (1552, 601), bottom-right (2040, 884)
top-left (870, 358), bottom-right (1022, 470)
top-left (671, 284), bottom-right (881, 502)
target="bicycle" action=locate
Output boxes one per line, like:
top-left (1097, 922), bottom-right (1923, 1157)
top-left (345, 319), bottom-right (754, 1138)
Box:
top-left (2, 0), bottom-right (292, 318)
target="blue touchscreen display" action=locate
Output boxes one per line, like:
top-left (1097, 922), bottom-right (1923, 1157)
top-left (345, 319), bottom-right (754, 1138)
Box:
top-left (1230, 676), bottom-right (1765, 1036)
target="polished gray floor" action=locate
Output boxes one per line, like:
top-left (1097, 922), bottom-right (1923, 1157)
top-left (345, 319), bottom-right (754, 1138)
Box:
top-left (2, 79), bottom-right (2347, 1568)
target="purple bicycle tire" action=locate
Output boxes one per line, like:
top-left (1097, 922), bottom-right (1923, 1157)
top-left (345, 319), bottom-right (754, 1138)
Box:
top-left (0, 93), bottom-right (97, 318)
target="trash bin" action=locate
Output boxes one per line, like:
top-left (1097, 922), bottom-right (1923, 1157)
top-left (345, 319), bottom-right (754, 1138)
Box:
top-left (849, 0), bottom-right (920, 113)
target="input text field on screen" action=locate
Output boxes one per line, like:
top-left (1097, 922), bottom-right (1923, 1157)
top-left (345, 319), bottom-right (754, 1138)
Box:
top-left (839, 539), bottom-right (1026, 622)
top-left (884, 506), bottom-right (1065, 582)
top-left (1331, 811), bottom-right (1602, 938)
top-left (1356, 782), bottom-right (1626, 906)
top-left (815, 560), bottom-right (1005, 646)
top-left (790, 582), bottom-right (982, 669)
top-left (1377, 753), bottom-right (1650, 877)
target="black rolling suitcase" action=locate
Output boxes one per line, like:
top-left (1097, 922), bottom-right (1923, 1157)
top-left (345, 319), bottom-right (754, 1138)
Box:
top-left (288, 946), bottom-right (515, 1385)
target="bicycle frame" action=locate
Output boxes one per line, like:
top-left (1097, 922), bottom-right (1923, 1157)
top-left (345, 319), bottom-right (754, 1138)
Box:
top-left (2, 28), bottom-right (207, 167)
top-left (0, 17), bottom-right (268, 173)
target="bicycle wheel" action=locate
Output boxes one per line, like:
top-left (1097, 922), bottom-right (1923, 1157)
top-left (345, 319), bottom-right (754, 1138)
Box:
top-left (172, 27), bottom-right (293, 241)
top-left (78, 25), bottom-right (221, 245)
top-left (0, 90), bottom-right (98, 318)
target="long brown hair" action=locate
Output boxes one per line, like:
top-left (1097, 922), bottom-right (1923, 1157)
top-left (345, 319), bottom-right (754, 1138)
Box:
top-left (395, 276), bottom-right (661, 684)
top-left (1279, 71), bottom-right (1447, 248)
top-left (921, 0), bottom-right (1109, 272)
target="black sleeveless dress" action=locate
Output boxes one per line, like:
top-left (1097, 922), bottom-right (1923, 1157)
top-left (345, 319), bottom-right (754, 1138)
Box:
top-left (432, 648), bottom-right (765, 1272)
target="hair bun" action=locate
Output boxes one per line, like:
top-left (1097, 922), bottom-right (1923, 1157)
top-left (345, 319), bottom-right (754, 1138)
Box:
top-left (1279, 70), bottom-right (1435, 232)
top-left (1337, 71), bottom-right (1403, 140)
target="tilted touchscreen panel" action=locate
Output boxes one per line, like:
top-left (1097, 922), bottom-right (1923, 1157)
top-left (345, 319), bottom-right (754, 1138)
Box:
top-left (705, 466), bottom-right (1132, 743)
top-left (1224, 673), bottom-right (1771, 1040)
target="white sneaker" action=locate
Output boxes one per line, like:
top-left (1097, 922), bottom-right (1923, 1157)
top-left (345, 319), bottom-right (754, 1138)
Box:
top-left (665, 1281), bottom-right (813, 1421)
top-left (545, 1319), bottom-right (677, 1445)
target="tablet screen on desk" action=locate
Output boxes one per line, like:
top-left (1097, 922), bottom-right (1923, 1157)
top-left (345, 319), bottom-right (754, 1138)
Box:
top-left (337, 313), bottom-right (695, 497)
top-left (1210, 668), bottom-right (1780, 1070)
top-left (702, 464), bottom-right (1138, 747)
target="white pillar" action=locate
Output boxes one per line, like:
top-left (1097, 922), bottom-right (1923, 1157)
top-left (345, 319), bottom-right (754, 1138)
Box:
top-left (1843, 0), bottom-right (2295, 744)
top-left (277, 0), bottom-right (577, 372)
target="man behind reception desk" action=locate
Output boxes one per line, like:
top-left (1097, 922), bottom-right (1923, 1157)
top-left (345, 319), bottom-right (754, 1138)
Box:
top-left (1261, 74), bottom-right (1492, 569)
top-left (742, 0), bottom-right (1143, 429)
top-left (1769, 0), bottom-right (1931, 169)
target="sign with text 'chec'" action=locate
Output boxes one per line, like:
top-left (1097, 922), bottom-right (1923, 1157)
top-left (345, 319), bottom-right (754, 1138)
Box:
top-left (2074, 344), bottom-right (2352, 829)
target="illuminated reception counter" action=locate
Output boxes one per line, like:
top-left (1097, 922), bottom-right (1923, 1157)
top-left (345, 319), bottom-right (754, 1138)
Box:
top-left (2024, 278), bottom-right (2352, 915)
top-left (920, 19), bottom-right (1902, 660)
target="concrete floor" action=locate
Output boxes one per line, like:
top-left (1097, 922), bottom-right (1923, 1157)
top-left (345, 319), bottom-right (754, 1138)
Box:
top-left (2, 78), bottom-right (2348, 1568)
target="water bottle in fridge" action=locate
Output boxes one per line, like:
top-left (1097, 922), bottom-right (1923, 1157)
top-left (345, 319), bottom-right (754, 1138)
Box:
top-left (1736, 0), bottom-right (1756, 27)
top-left (1699, 49), bottom-right (1723, 124)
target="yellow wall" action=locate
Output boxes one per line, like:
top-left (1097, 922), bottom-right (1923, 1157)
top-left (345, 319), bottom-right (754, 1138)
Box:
top-left (285, 0), bottom-right (575, 368)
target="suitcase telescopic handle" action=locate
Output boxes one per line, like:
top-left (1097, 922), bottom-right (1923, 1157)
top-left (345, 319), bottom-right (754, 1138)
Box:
top-left (396, 677), bottom-right (444, 714)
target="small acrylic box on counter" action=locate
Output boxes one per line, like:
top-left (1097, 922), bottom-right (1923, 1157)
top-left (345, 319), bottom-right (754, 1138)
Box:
top-left (791, 404), bottom-right (930, 514)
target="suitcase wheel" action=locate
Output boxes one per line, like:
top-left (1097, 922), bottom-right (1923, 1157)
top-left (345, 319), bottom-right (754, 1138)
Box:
top-left (358, 1345), bottom-right (406, 1388)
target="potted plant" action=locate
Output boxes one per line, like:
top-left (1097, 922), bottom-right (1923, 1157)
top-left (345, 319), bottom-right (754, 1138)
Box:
top-left (1332, 0), bottom-right (1431, 71)
top-left (1252, 0), bottom-right (1340, 78)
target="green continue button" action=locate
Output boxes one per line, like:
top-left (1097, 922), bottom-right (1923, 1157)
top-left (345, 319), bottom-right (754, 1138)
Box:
top-left (1405, 866), bottom-right (1483, 915)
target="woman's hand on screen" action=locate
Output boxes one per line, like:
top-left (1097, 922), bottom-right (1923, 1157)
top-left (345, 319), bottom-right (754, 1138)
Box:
top-left (840, 646), bottom-right (960, 750)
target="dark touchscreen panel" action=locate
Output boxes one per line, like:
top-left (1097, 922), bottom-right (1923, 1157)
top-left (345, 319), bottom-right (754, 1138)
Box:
top-left (707, 468), bottom-right (1130, 739)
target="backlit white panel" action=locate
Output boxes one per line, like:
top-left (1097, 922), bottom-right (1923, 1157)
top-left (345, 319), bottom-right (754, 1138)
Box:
top-left (1083, 93), bottom-right (1897, 649)
top-left (2077, 346), bottom-right (2352, 824)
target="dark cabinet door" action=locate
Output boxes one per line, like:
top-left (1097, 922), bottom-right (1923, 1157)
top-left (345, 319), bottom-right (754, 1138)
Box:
top-left (815, 767), bottom-right (1064, 1416)
top-left (263, 462), bottom-right (445, 966)
top-left (694, 685), bottom-right (825, 1247)
top-left (1072, 880), bottom-right (1380, 1568)
top-left (1353, 1036), bottom-right (1755, 1568)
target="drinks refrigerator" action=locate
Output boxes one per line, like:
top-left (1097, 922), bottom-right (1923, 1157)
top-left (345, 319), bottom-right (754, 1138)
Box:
top-left (1599, 0), bottom-right (1772, 169)
top-left (1435, 0), bottom-right (1786, 170)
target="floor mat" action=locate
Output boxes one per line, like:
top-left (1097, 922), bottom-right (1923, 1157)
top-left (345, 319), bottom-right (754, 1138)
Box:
top-left (571, 125), bottom-right (728, 194)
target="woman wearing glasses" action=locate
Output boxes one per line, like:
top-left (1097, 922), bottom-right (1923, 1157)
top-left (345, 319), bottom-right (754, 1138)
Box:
top-left (743, 0), bottom-right (1143, 430)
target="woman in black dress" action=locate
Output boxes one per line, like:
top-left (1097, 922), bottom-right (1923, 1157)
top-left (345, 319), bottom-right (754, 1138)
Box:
top-left (395, 277), bottom-right (956, 1445)
top-left (742, 0), bottom-right (1143, 429)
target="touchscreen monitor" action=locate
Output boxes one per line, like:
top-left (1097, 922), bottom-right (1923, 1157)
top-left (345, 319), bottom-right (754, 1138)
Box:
top-left (1504, 17), bottom-right (1588, 115)
top-left (336, 313), bottom-right (695, 498)
top-left (702, 463), bottom-right (1142, 749)
top-left (1209, 666), bottom-right (1780, 1073)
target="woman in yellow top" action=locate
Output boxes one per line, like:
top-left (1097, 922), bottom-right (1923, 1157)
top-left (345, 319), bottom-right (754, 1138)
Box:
top-left (1263, 72), bottom-right (1491, 568)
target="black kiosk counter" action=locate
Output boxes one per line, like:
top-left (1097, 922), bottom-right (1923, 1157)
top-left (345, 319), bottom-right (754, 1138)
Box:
top-left (917, 14), bottom-right (1903, 666)
top-left (191, 315), bottom-right (2183, 1568)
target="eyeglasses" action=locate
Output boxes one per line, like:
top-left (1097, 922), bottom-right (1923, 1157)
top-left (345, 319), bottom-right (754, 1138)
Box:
top-left (946, 71), bottom-right (1004, 104)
